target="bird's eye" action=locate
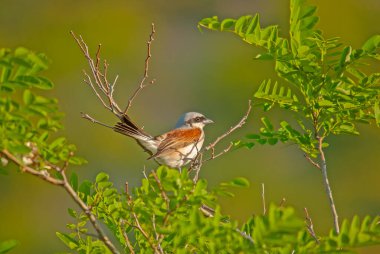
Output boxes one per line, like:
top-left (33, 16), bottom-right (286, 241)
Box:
top-left (195, 117), bottom-right (201, 122)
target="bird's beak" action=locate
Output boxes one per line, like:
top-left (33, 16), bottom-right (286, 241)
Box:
top-left (204, 118), bottom-right (214, 124)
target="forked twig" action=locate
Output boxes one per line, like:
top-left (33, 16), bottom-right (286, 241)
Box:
top-left (71, 31), bottom-right (123, 118)
top-left (71, 23), bottom-right (156, 124)
top-left (125, 23), bottom-right (156, 113)
top-left (304, 207), bottom-right (320, 244)
top-left (192, 153), bottom-right (203, 183)
top-left (204, 100), bottom-right (252, 162)
top-left (304, 153), bottom-right (321, 170)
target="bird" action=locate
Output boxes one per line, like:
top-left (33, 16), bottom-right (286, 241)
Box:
top-left (113, 112), bottom-right (214, 168)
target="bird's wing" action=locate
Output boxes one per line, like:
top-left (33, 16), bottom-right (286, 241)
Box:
top-left (114, 115), bottom-right (152, 140)
top-left (148, 128), bottom-right (202, 159)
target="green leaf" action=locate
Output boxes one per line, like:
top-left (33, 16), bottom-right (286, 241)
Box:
top-left (35, 76), bottom-right (54, 89)
top-left (8, 144), bottom-right (31, 154)
top-left (246, 134), bottom-right (261, 139)
top-left (79, 180), bottom-right (92, 197)
top-left (23, 89), bottom-right (34, 105)
top-left (261, 116), bottom-right (274, 131)
top-left (56, 232), bottom-right (79, 250)
top-left (220, 18), bottom-right (235, 31)
top-left (268, 138), bottom-right (278, 145)
top-left (0, 240), bottom-right (18, 254)
top-left (70, 172), bottom-right (78, 192)
top-left (69, 156), bottom-right (87, 165)
top-left (95, 172), bottom-right (109, 183)
top-left (362, 35), bottom-right (380, 53)
top-left (49, 137), bottom-right (66, 149)
top-left (67, 208), bottom-right (77, 218)
top-left (229, 177), bottom-right (250, 187)
top-left (254, 53), bottom-right (274, 60)
top-left (374, 102), bottom-right (380, 127)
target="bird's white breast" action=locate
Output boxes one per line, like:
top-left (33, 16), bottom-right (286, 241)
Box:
top-left (155, 134), bottom-right (204, 168)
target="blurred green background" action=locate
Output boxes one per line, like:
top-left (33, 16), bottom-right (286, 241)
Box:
top-left (1, 0), bottom-right (379, 253)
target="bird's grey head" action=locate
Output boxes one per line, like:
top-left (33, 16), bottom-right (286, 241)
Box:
top-left (175, 112), bottom-right (214, 129)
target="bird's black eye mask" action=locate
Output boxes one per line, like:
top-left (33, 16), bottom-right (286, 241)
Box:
top-left (186, 116), bottom-right (205, 125)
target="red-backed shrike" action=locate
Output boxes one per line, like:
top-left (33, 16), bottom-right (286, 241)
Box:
top-left (113, 112), bottom-right (213, 168)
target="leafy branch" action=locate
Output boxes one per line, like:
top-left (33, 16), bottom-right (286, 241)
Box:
top-left (199, 0), bottom-right (380, 234)
top-left (1, 149), bottom-right (120, 254)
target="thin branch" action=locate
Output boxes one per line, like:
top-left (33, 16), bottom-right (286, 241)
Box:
top-left (204, 100), bottom-right (252, 161)
top-left (122, 231), bottom-right (135, 254)
top-left (203, 142), bottom-right (233, 163)
top-left (123, 181), bottom-right (135, 254)
top-left (61, 151), bottom-right (74, 172)
top-left (235, 229), bottom-right (255, 245)
top-left (125, 23), bottom-right (156, 113)
top-left (2, 149), bottom-right (120, 254)
top-left (125, 180), bottom-right (160, 253)
top-left (279, 197), bottom-right (286, 208)
top-left (142, 166), bottom-right (148, 179)
top-left (132, 213), bottom-right (160, 253)
top-left (318, 136), bottom-right (340, 234)
top-left (2, 150), bottom-right (64, 185)
top-left (71, 31), bottom-right (123, 118)
top-left (261, 183), bottom-right (266, 215)
top-left (151, 170), bottom-right (170, 209)
top-left (304, 208), bottom-right (320, 244)
top-left (304, 153), bottom-right (321, 170)
top-left (152, 214), bottom-right (164, 254)
top-left (80, 112), bottom-right (114, 129)
top-left (192, 153), bottom-right (203, 183)
top-left (83, 71), bottom-right (111, 111)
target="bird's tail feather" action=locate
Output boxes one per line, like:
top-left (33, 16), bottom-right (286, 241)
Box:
top-left (113, 115), bottom-right (152, 140)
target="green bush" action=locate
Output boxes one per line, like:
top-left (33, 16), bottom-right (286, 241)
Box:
top-left (199, 0), bottom-right (380, 235)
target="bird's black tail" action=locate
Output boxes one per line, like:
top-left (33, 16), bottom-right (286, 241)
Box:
top-left (113, 115), bottom-right (152, 140)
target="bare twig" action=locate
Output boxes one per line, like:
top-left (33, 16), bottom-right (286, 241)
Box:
top-left (235, 229), bottom-right (255, 245)
top-left (279, 197), bottom-right (286, 208)
top-left (310, 109), bottom-right (340, 234)
top-left (80, 112), bottom-right (114, 129)
top-left (203, 142), bottom-right (233, 163)
top-left (192, 152), bottom-right (203, 183)
top-left (125, 23), bottom-right (156, 113)
top-left (123, 182), bottom-right (135, 254)
top-left (304, 208), bottom-right (320, 244)
top-left (142, 166), bottom-right (148, 179)
top-left (132, 213), bottom-right (160, 253)
top-left (1, 149), bottom-right (120, 254)
top-left (318, 136), bottom-right (340, 234)
top-left (151, 170), bottom-right (170, 209)
top-left (122, 230), bottom-right (135, 254)
top-left (261, 183), bottom-right (266, 215)
top-left (71, 31), bottom-right (123, 118)
top-left (204, 100), bottom-right (252, 161)
top-left (152, 214), bottom-right (164, 254)
top-left (304, 153), bottom-right (321, 170)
